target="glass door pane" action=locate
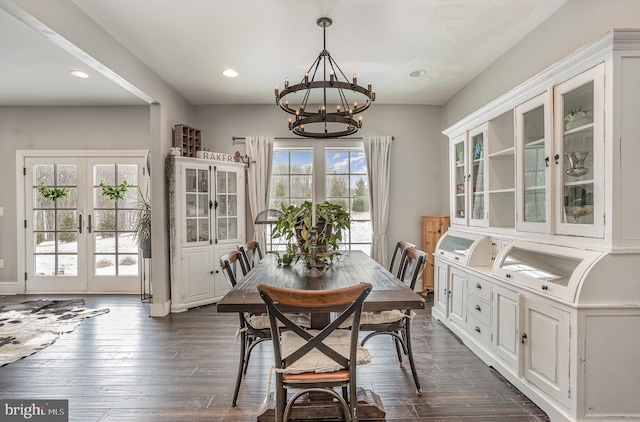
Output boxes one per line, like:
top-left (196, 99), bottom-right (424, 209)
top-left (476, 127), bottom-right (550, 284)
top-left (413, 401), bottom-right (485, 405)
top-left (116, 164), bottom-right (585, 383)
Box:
top-left (184, 167), bottom-right (210, 243)
top-left (216, 169), bottom-right (238, 241)
top-left (32, 163), bottom-right (80, 278)
top-left (523, 105), bottom-right (547, 223)
top-left (560, 80), bottom-right (595, 226)
top-left (452, 136), bottom-right (466, 222)
top-left (470, 128), bottom-right (486, 224)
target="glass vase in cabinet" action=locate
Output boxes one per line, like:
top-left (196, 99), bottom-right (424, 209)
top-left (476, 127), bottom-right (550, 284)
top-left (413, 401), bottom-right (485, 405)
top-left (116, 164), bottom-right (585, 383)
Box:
top-left (553, 64), bottom-right (604, 238)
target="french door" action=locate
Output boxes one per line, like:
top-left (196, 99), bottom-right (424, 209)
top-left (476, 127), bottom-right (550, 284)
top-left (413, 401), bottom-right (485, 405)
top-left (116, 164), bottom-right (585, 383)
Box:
top-left (24, 155), bottom-right (146, 293)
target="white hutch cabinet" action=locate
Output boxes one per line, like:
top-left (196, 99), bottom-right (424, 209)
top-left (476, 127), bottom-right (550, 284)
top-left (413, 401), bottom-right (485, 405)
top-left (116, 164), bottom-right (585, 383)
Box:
top-left (435, 29), bottom-right (640, 422)
top-left (169, 156), bottom-right (245, 312)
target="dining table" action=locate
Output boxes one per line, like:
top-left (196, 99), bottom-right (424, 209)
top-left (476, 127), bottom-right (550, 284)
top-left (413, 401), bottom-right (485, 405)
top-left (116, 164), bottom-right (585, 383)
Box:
top-left (216, 250), bottom-right (426, 421)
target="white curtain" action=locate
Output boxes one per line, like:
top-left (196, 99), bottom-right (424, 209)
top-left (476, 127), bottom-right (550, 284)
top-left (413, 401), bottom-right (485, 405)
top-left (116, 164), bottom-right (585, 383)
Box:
top-left (246, 136), bottom-right (274, 247)
top-left (364, 136), bottom-right (392, 267)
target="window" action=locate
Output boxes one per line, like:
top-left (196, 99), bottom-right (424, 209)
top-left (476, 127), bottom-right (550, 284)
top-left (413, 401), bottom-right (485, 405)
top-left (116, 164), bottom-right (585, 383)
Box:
top-left (269, 145), bottom-right (371, 255)
top-left (270, 150), bottom-right (313, 208)
top-left (325, 150), bottom-right (371, 254)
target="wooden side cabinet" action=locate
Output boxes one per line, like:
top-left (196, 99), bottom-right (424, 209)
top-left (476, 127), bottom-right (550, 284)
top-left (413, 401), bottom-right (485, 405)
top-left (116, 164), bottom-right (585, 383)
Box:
top-left (421, 216), bottom-right (450, 295)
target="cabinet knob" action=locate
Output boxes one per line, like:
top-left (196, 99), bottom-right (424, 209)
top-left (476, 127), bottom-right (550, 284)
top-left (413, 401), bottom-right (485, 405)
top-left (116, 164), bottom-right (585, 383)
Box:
top-left (475, 326), bottom-right (481, 333)
top-left (210, 270), bottom-right (214, 274)
top-left (541, 285), bottom-right (548, 290)
top-left (475, 283), bottom-right (482, 289)
top-left (475, 304), bottom-right (481, 311)
top-left (545, 156), bottom-right (550, 167)
top-left (506, 273), bottom-right (511, 279)
top-left (554, 154), bottom-right (560, 164)
top-left (521, 333), bottom-right (528, 344)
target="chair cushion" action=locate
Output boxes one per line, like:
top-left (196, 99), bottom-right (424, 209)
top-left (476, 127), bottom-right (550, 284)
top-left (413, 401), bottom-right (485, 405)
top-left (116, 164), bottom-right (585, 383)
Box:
top-left (281, 329), bottom-right (371, 374)
top-left (338, 310), bottom-right (406, 328)
top-left (247, 313), bottom-right (311, 330)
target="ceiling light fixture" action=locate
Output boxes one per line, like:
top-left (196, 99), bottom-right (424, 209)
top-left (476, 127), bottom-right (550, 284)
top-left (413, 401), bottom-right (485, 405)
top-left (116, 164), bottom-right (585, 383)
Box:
top-left (274, 17), bottom-right (375, 138)
top-left (222, 68), bottom-right (239, 78)
top-left (70, 70), bottom-right (89, 79)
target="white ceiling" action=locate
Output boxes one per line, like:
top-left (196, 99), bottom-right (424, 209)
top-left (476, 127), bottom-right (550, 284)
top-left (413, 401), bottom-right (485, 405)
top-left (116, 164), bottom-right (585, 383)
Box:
top-left (0, 0), bottom-right (567, 107)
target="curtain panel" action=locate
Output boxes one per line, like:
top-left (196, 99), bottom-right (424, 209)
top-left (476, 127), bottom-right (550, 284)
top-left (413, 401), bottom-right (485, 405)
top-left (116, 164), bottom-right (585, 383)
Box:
top-left (363, 136), bottom-right (392, 267)
top-left (246, 136), bottom-right (274, 247)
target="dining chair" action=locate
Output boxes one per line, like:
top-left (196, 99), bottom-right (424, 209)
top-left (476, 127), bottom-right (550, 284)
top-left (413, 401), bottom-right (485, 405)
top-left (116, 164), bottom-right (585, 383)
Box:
top-left (354, 247), bottom-right (427, 395)
top-left (258, 282), bottom-right (373, 422)
top-left (220, 250), bottom-right (311, 407)
top-left (389, 240), bottom-right (415, 277)
top-left (238, 240), bottom-right (263, 271)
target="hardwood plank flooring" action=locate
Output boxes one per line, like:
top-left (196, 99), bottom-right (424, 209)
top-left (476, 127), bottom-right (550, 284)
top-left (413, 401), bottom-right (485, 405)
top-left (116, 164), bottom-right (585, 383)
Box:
top-left (0, 294), bottom-right (549, 421)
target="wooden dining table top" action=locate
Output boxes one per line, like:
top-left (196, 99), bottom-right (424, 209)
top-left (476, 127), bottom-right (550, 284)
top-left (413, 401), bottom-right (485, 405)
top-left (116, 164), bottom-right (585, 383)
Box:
top-left (216, 250), bottom-right (426, 315)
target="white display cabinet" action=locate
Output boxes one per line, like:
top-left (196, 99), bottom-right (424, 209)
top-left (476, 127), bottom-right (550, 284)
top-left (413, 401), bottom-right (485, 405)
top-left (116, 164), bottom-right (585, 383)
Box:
top-left (437, 28), bottom-right (640, 422)
top-left (169, 157), bottom-right (245, 312)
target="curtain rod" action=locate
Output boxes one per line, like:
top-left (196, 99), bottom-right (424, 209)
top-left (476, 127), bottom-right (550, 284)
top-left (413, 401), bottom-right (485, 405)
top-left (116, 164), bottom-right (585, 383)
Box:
top-left (232, 136), bottom-right (394, 145)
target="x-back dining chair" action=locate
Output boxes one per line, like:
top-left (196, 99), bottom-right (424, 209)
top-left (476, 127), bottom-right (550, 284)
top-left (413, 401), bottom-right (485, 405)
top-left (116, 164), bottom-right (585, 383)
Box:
top-left (238, 240), bottom-right (263, 271)
top-left (258, 282), bottom-right (373, 422)
top-left (348, 247), bottom-right (427, 395)
top-left (389, 240), bottom-right (415, 277)
top-left (220, 249), bottom-right (311, 407)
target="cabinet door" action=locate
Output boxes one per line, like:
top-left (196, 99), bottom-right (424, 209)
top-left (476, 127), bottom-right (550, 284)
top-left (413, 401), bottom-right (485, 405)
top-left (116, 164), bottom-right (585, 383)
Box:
top-left (182, 164), bottom-right (211, 246)
top-left (554, 64), bottom-right (605, 238)
top-left (469, 124), bottom-right (489, 227)
top-left (492, 284), bottom-right (519, 371)
top-left (516, 92), bottom-right (553, 233)
top-left (520, 296), bottom-right (570, 408)
top-left (214, 164), bottom-right (245, 244)
top-left (433, 259), bottom-right (449, 317)
top-left (450, 133), bottom-right (468, 225)
top-left (448, 266), bottom-right (467, 328)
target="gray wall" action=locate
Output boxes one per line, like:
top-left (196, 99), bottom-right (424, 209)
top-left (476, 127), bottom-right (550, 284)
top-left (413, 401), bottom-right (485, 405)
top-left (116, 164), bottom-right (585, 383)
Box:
top-left (194, 104), bottom-right (444, 257)
top-left (442, 0), bottom-right (640, 128)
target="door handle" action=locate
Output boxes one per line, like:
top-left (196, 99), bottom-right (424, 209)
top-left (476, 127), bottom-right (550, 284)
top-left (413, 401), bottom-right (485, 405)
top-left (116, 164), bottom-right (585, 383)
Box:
top-left (87, 214), bottom-right (92, 234)
top-left (78, 214), bottom-right (83, 234)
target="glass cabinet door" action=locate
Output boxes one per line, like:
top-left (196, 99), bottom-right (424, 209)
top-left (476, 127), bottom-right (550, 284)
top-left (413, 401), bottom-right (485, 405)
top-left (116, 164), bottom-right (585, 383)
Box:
top-left (516, 93), bottom-right (551, 233)
top-left (554, 64), bottom-right (604, 238)
top-left (215, 168), bottom-right (239, 242)
top-left (184, 167), bottom-right (210, 244)
top-left (451, 133), bottom-right (467, 225)
top-left (469, 124), bottom-right (488, 227)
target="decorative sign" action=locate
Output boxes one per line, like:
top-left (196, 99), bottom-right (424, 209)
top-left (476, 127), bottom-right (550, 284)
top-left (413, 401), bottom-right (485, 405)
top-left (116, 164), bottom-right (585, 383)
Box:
top-left (196, 150), bottom-right (236, 162)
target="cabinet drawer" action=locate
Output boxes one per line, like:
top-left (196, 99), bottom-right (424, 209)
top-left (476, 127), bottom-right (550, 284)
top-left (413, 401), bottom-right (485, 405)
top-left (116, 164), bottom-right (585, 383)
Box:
top-left (467, 294), bottom-right (491, 326)
top-left (466, 315), bottom-right (491, 347)
top-left (468, 274), bottom-right (491, 302)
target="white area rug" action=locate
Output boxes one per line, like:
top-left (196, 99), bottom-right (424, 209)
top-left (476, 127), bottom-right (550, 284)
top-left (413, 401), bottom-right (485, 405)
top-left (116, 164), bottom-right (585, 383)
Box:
top-left (0, 299), bottom-right (109, 367)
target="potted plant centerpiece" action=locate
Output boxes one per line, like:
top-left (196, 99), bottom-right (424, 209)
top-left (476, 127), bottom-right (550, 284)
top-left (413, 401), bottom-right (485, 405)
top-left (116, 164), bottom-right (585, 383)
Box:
top-left (271, 200), bottom-right (350, 265)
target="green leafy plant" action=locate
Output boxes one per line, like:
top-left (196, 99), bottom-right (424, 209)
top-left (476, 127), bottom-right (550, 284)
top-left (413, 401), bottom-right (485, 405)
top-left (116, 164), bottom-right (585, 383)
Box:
top-left (99, 179), bottom-right (131, 201)
top-left (271, 201), bottom-right (350, 265)
top-left (37, 181), bottom-right (69, 201)
top-left (133, 186), bottom-right (151, 247)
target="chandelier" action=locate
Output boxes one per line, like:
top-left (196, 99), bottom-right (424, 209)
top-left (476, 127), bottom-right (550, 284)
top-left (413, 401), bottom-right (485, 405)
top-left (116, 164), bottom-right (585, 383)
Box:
top-left (274, 17), bottom-right (375, 138)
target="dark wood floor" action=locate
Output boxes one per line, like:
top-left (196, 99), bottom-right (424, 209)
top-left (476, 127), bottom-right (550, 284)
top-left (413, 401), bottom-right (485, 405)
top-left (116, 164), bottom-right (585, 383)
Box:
top-left (0, 294), bottom-right (549, 422)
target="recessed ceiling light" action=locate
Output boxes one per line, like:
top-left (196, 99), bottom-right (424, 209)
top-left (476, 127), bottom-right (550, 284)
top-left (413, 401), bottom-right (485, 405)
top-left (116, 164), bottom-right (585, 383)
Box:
top-left (222, 68), bottom-right (239, 78)
top-left (409, 70), bottom-right (426, 78)
top-left (70, 69), bottom-right (89, 79)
